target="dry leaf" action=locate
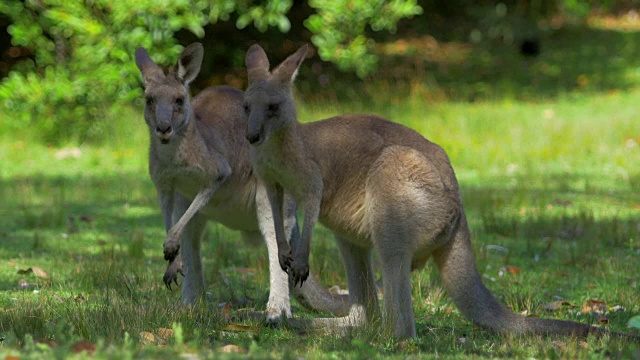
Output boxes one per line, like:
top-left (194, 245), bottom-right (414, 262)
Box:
top-left (156, 328), bottom-right (174, 339)
top-left (220, 344), bottom-right (248, 353)
top-left (139, 332), bottom-right (156, 345)
top-left (543, 301), bottom-right (571, 311)
top-left (221, 324), bottom-right (260, 332)
top-left (71, 340), bottom-right (96, 355)
top-left (456, 337), bottom-right (467, 345)
top-left (4, 356), bottom-right (21, 360)
top-left (17, 267), bottom-right (49, 279)
top-left (598, 315), bottom-right (609, 325)
top-left (505, 265), bottom-right (521, 275)
top-left (74, 294), bottom-right (85, 303)
top-left (582, 299), bottom-right (607, 314)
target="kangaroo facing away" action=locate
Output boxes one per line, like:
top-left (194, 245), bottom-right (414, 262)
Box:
top-left (242, 44), bottom-right (619, 339)
top-left (134, 43), bottom-right (350, 320)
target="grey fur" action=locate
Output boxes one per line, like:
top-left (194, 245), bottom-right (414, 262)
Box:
top-left (134, 43), bottom-right (350, 320)
top-left (243, 44), bottom-right (611, 338)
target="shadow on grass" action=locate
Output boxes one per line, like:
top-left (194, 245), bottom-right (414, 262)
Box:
top-left (0, 169), bottom-right (638, 353)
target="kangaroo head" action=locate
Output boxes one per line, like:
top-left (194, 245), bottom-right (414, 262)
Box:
top-left (243, 44), bottom-right (308, 146)
top-left (135, 43), bottom-right (203, 144)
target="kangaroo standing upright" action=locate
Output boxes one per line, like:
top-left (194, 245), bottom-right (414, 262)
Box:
top-left (134, 43), bottom-right (349, 320)
top-left (242, 44), bottom-right (612, 338)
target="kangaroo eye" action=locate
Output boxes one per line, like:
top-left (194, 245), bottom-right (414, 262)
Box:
top-left (146, 97), bottom-right (154, 106)
top-left (268, 103), bottom-right (279, 112)
top-left (243, 104), bottom-right (250, 114)
top-left (175, 97), bottom-right (184, 106)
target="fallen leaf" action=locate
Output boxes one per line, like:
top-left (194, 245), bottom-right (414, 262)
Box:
top-left (74, 294), bottom-right (85, 303)
top-left (455, 337), bottom-right (467, 345)
top-left (17, 267), bottom-right (49, 279)
top-left (221, 324), bottom-right (260, 332)
top-left (71, 340), bottom-right (96, 355)
top-left (156, 328), bottom-right (174, 339)
top-left (543, 301), bottom-right (571, 311)
top-left (598, 315), bottom-right (609, 325)
top-left (139, 332), bottom-right (156, 345)
top-left (218, 302), bottom-right (231, 320)
top-left (582, 299), bottom-right (607, 314)
top-left (505, 265), bottom-right (521, 275)
top-left (4, 356), bottom-right (20, 360)
top-left (220, 344), bottom-right (247, 353)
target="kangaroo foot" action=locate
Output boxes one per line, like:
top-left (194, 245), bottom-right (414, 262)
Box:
top-left (163, 256), bottom-right (184, 290)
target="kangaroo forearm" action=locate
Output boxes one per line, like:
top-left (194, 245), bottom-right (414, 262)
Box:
top-left (158, 190), bottom-right (175, 233)
top-left (267, 183), bottom-right (290, 253)
top-left (170, 185), bottom-right (217, 234)
top-left (295, 208), bottom-right (317, 261)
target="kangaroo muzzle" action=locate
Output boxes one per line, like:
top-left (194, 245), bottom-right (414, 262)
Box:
top-left (246, 116), bottom-right (265, 146)
top-left (155, 103), bottom-right (174, 143)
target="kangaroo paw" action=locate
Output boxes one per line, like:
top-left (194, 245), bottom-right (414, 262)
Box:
top-left (163, 234), bottom-right (180, 262)
top-left (290, 259), bottom-right (309, 288)
top-left (278, 250), bottom-right (293, 273)
top-left (163, 257), bottom-right (184, 290)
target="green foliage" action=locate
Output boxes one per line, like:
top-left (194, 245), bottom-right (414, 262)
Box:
top-left (305, 0), bottom-right (422, 78)
top-left (0, 0), bottom-right (210, 142)
top-left (0, 0), bottom-right (421, 143)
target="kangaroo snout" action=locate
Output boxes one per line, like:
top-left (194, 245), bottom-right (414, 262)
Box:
top-left (156, 125), bottom-right (173, 144)
top-left (246, 132), bottom-right (261, 145)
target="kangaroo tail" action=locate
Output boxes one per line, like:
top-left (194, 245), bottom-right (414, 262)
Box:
top-left (432, 212), bottom-right (605, 337)
top-left (293, 273), bottom-right (352, 317)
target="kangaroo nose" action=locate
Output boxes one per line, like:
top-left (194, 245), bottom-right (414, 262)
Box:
top-left (246, 133), bottom-right (260, 145)
top-left (156, 125), bottom-right (172, 134)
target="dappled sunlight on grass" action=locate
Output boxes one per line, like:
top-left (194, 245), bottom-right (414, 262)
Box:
top-left (2, 20), bottom-right (640, 358)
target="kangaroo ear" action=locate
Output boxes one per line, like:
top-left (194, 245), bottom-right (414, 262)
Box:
top-left (245, 44), bottom-right (270, 83)
top-left (271, 44), bottom-right (308, 84)
top-left (135, 47), bottom-right (164, 87)
top-left (176, 43), bottom-right (204, 85)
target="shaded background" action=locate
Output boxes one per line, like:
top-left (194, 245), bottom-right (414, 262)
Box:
top-left (1, 0), bottom-right (640, 143)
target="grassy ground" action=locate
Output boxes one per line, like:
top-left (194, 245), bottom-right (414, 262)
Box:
top-left (2, 21), bottom-right (640, 359)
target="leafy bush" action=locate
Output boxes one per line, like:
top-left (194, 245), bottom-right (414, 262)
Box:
top-left (0, 0), bottom-right (421, 142)
top-left (0, 0), bottom-right (210, 142)
top-left (305, 0), bottom-right (422, 77)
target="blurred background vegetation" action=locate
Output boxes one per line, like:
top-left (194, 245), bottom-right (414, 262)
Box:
top-left (0, 0), bottom-right (638, 143)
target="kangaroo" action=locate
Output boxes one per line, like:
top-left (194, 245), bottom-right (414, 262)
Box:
top-left (242, 44), bottom-right (617, 339)
top-left (134, 43), bottom-right (350, 321)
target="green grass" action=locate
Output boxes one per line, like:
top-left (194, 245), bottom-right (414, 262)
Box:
top-left (2, 24), bottom-right (640, 359)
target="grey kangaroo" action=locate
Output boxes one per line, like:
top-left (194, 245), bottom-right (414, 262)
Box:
top-left (242, 43), bottom-right (620, 338)
top-left (134, 43), bottom-right (349, 321)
